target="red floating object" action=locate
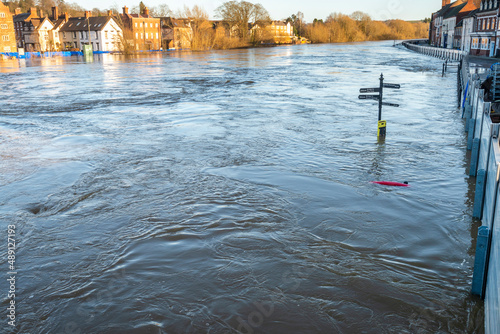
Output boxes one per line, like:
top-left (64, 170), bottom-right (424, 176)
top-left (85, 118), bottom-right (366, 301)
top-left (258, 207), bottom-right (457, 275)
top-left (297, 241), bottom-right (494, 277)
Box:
top-left (371, 181), bottom-right (409, 187)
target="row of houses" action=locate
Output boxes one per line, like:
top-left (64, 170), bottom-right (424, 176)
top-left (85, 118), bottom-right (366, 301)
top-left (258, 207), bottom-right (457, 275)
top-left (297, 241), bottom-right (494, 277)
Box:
top-left (431, 0), bottom-right (500, 57)
top-left (0, 3), bottom-right (295, 54)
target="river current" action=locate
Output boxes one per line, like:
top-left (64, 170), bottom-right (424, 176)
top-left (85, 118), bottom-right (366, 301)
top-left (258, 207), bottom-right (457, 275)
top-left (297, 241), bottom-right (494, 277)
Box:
top-left (0, 41), bottom-right (484, 333)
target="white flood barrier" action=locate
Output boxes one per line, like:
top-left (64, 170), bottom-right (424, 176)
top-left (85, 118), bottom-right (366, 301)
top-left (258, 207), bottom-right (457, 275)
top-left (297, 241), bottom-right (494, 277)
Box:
top-left (459, 56), bottom-right (500, 333)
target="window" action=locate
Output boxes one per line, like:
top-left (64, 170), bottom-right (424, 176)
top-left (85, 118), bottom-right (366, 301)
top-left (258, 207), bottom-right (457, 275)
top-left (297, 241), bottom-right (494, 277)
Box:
top-left (156, 32), bottom-right (158, 39)
top-left (141, 33), bottom-right (143, 39)
top-left (135, 23), bottom-right (138, 28)
top-left (146, 33), bottom-right (148, 39)
top-left (4, 46), bottom-right (11, 52)
top-left (156, 23), bottom-right (158, 28)
top-left (150, 23), bottom-right (153, 28)
top-left (136, 32), bottom-right (138, 38)
top-left (2, 35), bottom-right (9, 41)
top-left (73, 32), bottom-right (76, 39)
top-left (105, 31), bottom-right (108, 38)
top-left (0, 24), bottom-right (7, 29)
top-left (55, 32), bottom-right (58, 37)
top-left (63, 32), bottom-right (66, 38)
top-left (140, 23), bottom-right (142, 27)
top-left (487, 18), bottom-right (491, 30)
top-left (0, 13), bottom-right (5, 18)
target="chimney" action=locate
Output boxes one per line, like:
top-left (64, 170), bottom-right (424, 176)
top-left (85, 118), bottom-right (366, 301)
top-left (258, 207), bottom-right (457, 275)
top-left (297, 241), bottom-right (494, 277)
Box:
top-left (442, 0), bottom-right (451, 7)
top-left (123, 6), bottom-right (129, 15)
top-left (52, 6), bottom-right (59, 20)
top-left (143, 7), bottom-right (149, 17)
top-left (84, 11), bottom-right (91, 18)
top-left (15, 8), bottom-right (21, 15)
top-left (29, 7), bottom-right (38, 18)
top-left (64, 13), bottom-right (69, 22)
top-left (107, 10), bottom-right (113, 16)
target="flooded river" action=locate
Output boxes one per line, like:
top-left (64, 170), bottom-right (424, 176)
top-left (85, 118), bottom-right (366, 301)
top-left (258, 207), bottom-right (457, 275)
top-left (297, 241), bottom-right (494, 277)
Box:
top-left (0, 41), bottom-right (484, 333)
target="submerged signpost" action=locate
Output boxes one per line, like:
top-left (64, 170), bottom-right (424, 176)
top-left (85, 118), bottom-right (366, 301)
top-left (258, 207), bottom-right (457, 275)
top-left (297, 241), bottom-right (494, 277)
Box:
top-left (358, 74), bottom-right (400, 138)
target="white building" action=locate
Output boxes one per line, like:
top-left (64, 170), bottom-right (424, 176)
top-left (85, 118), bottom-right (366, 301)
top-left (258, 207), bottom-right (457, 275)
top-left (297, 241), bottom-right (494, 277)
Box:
top-left (461, 10), bottom-right (477, 53)
top-left (59, 13), bottom-right (122, 52)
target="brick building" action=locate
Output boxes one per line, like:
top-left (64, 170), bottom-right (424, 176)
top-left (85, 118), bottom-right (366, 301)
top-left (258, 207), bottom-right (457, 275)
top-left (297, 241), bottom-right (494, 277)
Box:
top-left (120, 6), bottom-right (161, 51)
top-left (0, 2), bottom-right (17, 53)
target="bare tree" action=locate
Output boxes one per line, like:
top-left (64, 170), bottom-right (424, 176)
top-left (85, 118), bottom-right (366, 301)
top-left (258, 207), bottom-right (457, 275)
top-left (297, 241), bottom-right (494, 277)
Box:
top-left (150, 4), bottom-right (171, 17)
top-left (215, 1), bottom-right (270, 41)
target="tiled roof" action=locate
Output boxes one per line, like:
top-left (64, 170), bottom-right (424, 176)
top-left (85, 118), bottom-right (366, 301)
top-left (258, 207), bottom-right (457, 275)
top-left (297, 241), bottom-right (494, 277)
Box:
top-left (60, 17), bottom-right (113, 32)
top-left (444, 2), bottom-right (467, 18)
top-left (13, 13), bottom-right (31, 23)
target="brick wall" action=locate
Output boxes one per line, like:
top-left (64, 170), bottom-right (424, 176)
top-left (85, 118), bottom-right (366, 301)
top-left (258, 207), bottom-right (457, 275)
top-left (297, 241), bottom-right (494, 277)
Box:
top-left (0, 3), bottom-right (17, 52)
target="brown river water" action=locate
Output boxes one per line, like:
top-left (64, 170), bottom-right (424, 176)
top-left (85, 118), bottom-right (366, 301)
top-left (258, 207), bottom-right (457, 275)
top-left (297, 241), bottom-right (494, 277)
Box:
top-left (0, 41), bottom-right (484, 333)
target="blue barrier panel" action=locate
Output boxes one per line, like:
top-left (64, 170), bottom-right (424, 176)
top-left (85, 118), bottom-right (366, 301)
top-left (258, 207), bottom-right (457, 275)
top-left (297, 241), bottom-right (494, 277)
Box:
top-left (482, 147), bottom-right (500, 229)
top-left (471, 139), bottom-right (481, 176)
top-left (472, 226), bottom-right (490, 298)
top-left (475, 169), bottom-right (488, 218)
top-left (486, 186), bottom-right (500, 333)
top-left (468, 118), bottom-right (476, 150)
top-left (471, 102), bottom-right (489, 176)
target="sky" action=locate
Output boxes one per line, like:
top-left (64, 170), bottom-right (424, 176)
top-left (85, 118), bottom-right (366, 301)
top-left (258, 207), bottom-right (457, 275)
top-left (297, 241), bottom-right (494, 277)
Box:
top-left (73, 0), bottom-right (439, 22)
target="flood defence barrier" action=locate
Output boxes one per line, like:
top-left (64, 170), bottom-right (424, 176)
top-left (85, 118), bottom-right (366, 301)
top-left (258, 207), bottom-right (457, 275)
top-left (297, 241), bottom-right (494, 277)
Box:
top-left (406, 43), bottom-right (500, 333)
top-left (402, 41), bottom-right (467, 61)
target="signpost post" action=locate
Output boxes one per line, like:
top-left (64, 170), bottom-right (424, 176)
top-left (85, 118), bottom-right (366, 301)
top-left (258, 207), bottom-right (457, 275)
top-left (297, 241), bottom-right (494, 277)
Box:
top-left (358, 73), bottom-right (400, 138)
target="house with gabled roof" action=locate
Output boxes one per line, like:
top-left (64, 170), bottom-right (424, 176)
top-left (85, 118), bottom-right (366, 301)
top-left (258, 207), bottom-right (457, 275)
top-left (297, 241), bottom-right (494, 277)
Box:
top-left (442, 0), bottom-right (477, 48)
top-left (23, 16), bottom-right (55, 52)
top-left (13, 7), bottom-right (40, 51)
top-left (59, 12), bottom-right (122, 52)
top-left (430, 0), bottom-right (454, 47)
top-left (48, 6), bottom-right (70, 51)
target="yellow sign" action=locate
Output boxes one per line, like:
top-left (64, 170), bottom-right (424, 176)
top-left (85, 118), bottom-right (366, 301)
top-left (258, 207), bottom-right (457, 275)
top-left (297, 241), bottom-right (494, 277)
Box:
top-left (378, 120), bottom-right (386, 137)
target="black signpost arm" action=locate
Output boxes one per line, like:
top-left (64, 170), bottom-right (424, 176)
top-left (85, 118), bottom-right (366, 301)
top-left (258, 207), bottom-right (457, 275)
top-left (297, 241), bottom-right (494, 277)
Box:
top-left (378, 73), bottom-right (383, 121)
top-left (357, 73), bottom-right (398, 138)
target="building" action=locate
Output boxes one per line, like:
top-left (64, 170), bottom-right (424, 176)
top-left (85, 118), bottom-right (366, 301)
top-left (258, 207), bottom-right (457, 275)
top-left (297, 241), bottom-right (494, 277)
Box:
top-left (160, 17), bottom-right (192, 49)
top-left (268, 21), bottom-right (294, 44)
top-left (441, 0), bottom-right (476, 49)
top-left (13, 7), bottom-right (38, 50)
top-left (59, 13), bottom-right (122, 52)
top-left (461, 9), bottom-right (478, 53)
top-left (430, 0), bottom-right (453, 47)
top-left (49, 7), bottom-right (70, 51)
top-left (24, 17), bottom-right (55, 52)
top-left (120, 6), bottom-right (161, 51)
top-left (470, 0), bottom-right (499, 56)
top-left (0, 2), bottom-right (17, 53)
